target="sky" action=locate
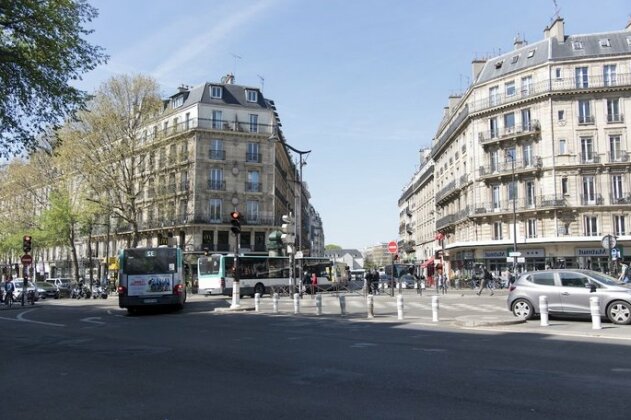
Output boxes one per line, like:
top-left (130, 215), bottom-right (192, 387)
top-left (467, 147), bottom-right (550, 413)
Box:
top-left (75, 0), bottom-right (629, 250)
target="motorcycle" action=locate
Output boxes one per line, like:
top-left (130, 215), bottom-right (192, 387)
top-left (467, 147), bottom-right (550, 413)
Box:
top-left (71, 284), bottom-right (91, 299)
top-left (91, 284), bottom-right (108, 299)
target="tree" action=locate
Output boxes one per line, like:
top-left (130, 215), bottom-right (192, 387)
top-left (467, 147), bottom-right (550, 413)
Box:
top-left (325, 244), bottom-right (342, 251)
top-left (0, 0), bottom-right (107, 158)
top-left (57, 74), bottom-right (164, 248)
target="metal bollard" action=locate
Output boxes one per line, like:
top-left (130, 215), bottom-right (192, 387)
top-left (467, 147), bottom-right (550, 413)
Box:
top-left (397, 294), bottom-right (404, 320)
top-left (315, 293), bottom-right (322, 316)
top-left (339, 295), bottom-right (346, 316)
top-left (367, 294), bottom-right (374, 318)
top-left (293, 293), bottom-right (300, 314)
top-left (272, 293), bottom-right (279, 313)
top-left (254, 293), bottom-right (261, 312)
top-left (590, 296), bottom-right (601, 330)
top-left (539, 295), bottom-right (549, 326)
top-left (432, 296), bottom-right (439, 322)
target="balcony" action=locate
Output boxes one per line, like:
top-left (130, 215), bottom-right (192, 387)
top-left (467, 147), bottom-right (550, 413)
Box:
top-left (209, 149), bottom-right (225, 160)
top-left (207, 180), bottom-right (226, 191)
top-left (478, 120), bottom-right (540, 145)
top-left (245, 182), bottom-right (262, 193)
top-left (246, 152), bottom-right (262, 163)
top-left (607, 113), bottom-right (624, 124)
top-left (580, 194), bottom-right (604, 206)
top-left (435, 206), bottom-right (470, 231)
top-left (436, 174), bottom-right (471, 205)
top-left (578, 115), bottom-right (595, 125)
top-left (143, 118), bottom-right (275, 143)
top-left (610, 193), bottom-right (631, 205)
top-left (472, 195), bottom-right (566, 217)
top-left (608, 151), bottom-right (629, 163)
top-left (579, 153), bottom-right (600, 164)
top-left (479, 156), bottom-right (542, 179)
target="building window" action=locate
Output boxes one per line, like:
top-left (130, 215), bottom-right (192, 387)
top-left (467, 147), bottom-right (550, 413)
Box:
top-left (526, 219), bottom-right (537, 238)
top-left (489, 86), bottom-right (499, 106)
top-left (599, 38), bottom-right (611, 48)
top-left (558, 110), bottom-right (565, 122)
top-left (582, 176), bottom-right (596, 204)
top-left (511, 55), bottom-right (519, 64)
top-left (613, 215), bottom-right (626, 236)
top-left (609, 135), bottom-right (621, 162)
top-left (525, 181), bottom-right (536, 208)
top-left (507, 176), bottom-right (517, 201)
top-left (208, 168), bottom-right (224, 190)
top-left (527, 49), bottom-right (535, 58)
top-left (521, 108), bottom-right (531, 131)
top-left (504, 112), bottom-right (515, 133)
top-left (246, 200), bottom-right (259, 223)
top-left (603, 64), bottom-right (617, 87)
top-left (246, 170), bottom-right (261, 192)
top-left (246, 142), bottom-right (260, 163)
top-left (185, 112), bottom-right (191, 130)
top-left (606, 98), bottom-right (621, 123)
top-left (489, 150), bottom-right (499, 172)
top-left (172, 95), bottom-right (183, 108)
top-left (489, 117), bottom-right (498, 138)
top-left (162, 121), bottom-right (168, 134)
top-left (249, 114), bottom-right (258, 133)
top-left (583, 216), bottom-right (598, 236)
top-left (573, 41), bottom-right (584, 50)
top-left (611, 175), bottom-right (624, 201)
top-left (210, 85), bottom-right (222, 99)
top-left (209, 139), bottom-right (224, 160)
top-left (575, 67), bottom-right (588, 88)
top-left (561, 177), bottom-right (568, 195)
top-left (559, 138), bottom-right (567, 154)
top-left (578, 100), bottom-right (592, 124)
top-left (246, 90), bottom-right (258, 103)
top-left (505, 81), bottom-right (516, 97)
top-left (492, 185), bottom-right (501, 210)
top-left (493, 222), bottom-right (503, 240)
top-left (209, 198), bottom-right (222, 223)
top-left (212, 110), bottom-right (222, 129)
top-left (555, 68), bottom-right (562, 80)
top-left (522, 143), bottom-right (533, 167)
top-left (580, 137), bottom-right (594, 162)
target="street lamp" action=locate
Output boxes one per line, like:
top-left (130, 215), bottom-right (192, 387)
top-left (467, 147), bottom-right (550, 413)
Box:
top-left (506, 149), bottom-right (517, 275)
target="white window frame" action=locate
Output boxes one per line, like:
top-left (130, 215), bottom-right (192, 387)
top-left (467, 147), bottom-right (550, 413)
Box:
top-left (212, 110), bottom-right (223, 129)
top-left (559, 138), bottom-right (567, 154)
top-left (209, 198), bottom-right (222, 223)
top-left (575, 67), bottom-right (589, 88)
top-left (493, 222), bottom-right (503, 240)
top-left (246, 90), bottom-right (258, 103)
top-left (582, 176), bottom-right (596, 204)
top-left (526, 219), bottom-right (537, 238)
top-left (249, 114), bottom-right (258, 133)
top-left (505, 81), bottom-right (516, 97)
top-left (613, 215), bottom-right (626, 236)
top-left (492, 185), bottom-right (501, 210)
top-left (611, 175), bottom-right (623, 200)
top-left (246, 200), bottom-right (259, 223)
top-left (603, 64), bottom-right (617, 87)
top-left (211, 85), bottom-right (223, 99)
top-left (583, 215), bottom-right (598, 236)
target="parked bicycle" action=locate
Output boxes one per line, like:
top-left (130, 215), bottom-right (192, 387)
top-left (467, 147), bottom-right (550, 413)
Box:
top-left (2, 290), bottom-right (13, 309)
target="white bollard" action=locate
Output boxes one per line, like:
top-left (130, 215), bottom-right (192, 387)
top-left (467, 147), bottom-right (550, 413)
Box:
top-left (590, 296), bottom-right (601, 330)
top-left (539, 295), bottom-right (549, 326)
top-left (272, 293), bottom-right (279, 313)
top-left (315, 293), bottom-right (322, 316)
top-left (293, 293), bottom-right (300, 314)
top-left (230, 281), bottom-right (241, 309)
top-left (367, 294), bottom-right (374, 318)
top-left (339, 295), bottom-right (346, 316)
top-left (254, 293), bottom-right (261, 312)
top-left (397, 294), bottom-right (404, 320)
top-left (432, 296), bottom-right (439, 322)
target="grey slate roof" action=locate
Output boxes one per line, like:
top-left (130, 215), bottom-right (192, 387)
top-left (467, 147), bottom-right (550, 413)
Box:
top-left (475, 29), bottom-right (631, 85)
top-left (323, 249), bottom-right (363, 259)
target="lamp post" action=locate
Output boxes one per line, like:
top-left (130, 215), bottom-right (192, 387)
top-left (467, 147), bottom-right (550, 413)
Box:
top-left (507, 149), bottom-right (517, 275)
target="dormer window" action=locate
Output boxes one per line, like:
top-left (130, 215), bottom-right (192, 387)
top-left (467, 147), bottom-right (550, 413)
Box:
top-left (627, 37), bottom-right (631, 47)
top-left (246, 89), bottom-right (258, 103)
top-left (599, 38), bottom-right (611, 48)
top-left (171, 95), bottom-right (183, 108)
top-left (511, 55), bottom-right (519, 64)
top-left (495, 60), bottom-right (504, 69)
top-left (572, 41), bottom-right (583, 50)
top-left (210, 85), bottom-right (222, 99)
top-left (527, 49), bottom-right (535, 58)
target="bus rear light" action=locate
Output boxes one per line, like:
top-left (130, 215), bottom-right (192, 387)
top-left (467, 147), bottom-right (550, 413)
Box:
top-left (117, 286), bottom-right (127, 295)
top-left (173, 283), bottom-right (184, 295)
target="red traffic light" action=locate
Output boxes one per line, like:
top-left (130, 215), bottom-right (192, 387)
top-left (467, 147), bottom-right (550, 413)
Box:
top-left (230, 211), bottom-right (241, 235)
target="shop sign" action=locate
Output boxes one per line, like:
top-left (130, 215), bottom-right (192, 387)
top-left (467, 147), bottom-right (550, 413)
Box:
top-left (576, 248), bottom-right (609, 257)
top-left (522, 248), bottom-right (545, 258)
top-left (462, 251), bottom-right (474, 260)
top-left (484, 250), bottom-right (506, 259)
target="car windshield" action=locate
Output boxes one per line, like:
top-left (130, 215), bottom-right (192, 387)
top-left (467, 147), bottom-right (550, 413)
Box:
top-left (589, 271), bottom-right (624, 286)
top-left (37, 282), bottom-right (53, 289)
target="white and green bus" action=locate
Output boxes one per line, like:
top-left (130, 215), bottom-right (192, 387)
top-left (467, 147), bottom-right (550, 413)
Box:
top-left (197, 254), bottom-right (333, 297)
top-left (117, 247), bottom-right (187, 313)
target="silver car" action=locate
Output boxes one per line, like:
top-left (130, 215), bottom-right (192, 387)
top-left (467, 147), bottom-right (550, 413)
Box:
top-left (507, 269), bottom-right (631, 325)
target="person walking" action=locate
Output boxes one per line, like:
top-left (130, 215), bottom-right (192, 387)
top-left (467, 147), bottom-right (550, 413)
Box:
top-left (476, 266), bottom-right (494, 296)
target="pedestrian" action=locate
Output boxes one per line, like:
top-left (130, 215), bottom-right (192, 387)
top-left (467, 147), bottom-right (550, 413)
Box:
top-left (619, 264), bottom-right (630, 283)
top-left (364, 270), bottom-right (373, 295)
top-left (476, 266), bottom-right (494, 296)
top-left (371, 269), bottom-right (380, 295)
top-left (310, 271), bottom-right (317, 294)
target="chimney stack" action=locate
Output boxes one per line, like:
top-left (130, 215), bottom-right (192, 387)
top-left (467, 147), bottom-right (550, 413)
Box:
top-left (513, 34), bottom-right (524, 50)
top-left (547, 17), bottom-right (565, 41)
top-left (471, 59), bottom-right (486, 82)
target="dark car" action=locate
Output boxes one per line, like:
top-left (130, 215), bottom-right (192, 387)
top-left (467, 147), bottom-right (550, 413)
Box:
top-left (507, 269), bottom-right (631, 325)
top-left (36, 281), bottom-right (60, 299)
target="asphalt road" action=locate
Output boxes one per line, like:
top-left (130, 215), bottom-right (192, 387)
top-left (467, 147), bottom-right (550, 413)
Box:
top-left (1, 294), bottom-right (630, 420)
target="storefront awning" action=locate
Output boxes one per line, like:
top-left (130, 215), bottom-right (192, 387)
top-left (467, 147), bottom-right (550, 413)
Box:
top-left (421, 256), bottom-right (434, 268)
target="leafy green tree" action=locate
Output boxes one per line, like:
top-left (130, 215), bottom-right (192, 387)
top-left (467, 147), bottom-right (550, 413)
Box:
top-left (0, 0), bottom-right (107, 158)
top-left (325, 244), bottom-right (342, 251)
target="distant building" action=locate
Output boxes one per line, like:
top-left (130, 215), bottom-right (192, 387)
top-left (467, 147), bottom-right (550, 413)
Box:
top-left (324, 249), bottom-right (364, 270)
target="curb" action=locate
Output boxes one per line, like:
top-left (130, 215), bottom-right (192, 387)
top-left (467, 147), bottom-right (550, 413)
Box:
top-left (454, 315), bottom-right (526, 327)
top-left (214, 305), bottom-right (255, 313)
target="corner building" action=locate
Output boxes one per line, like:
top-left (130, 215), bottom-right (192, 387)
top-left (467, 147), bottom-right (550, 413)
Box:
top-left (430, 18), bottom-right (631, 275)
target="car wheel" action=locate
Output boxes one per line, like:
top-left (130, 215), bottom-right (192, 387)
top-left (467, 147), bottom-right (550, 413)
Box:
top-left (512, 298), bottom-right (534, 320)
top-left (253, 283), bottom-right (265, 298)
top-left (607, 301), bottom-right (631, 325)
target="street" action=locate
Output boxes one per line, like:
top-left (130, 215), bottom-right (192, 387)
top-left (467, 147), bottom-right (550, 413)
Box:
top-left (1, 293), bottom-right (630, 419)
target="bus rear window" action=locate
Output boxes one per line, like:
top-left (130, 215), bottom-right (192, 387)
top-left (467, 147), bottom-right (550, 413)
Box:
top-left (199, 256), bottom-right (221, 275)
top-left (123, 248), bottom-right (177, 275)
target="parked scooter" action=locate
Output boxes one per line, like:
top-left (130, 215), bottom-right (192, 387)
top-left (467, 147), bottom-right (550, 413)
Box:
top-left (91, 284), bottom-right (108, 299)
top-left (71, 284), bottom-right (91, 299)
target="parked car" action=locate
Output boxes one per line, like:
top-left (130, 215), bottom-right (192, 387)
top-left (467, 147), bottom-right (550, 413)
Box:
top-left (397, 274), bottom-right (417, 289)
top-left (507, 269), bottom-right (631, 325)
top-left (44, 278), bottom-right (72, 297)
top-left (11, 279), bottom-right (40, 302)
top-left (36, 281), bottom-right (60, 299)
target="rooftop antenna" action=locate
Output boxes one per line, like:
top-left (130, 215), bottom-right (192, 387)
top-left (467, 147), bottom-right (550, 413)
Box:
top-left (231, 53), bottom-right (242, 77)
top-left (551, 0), bottom-right (561, 22)
top-left (257, 74), bottom-right (265, 92)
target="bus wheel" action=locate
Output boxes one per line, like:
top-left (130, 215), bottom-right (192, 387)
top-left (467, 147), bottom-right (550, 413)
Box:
top-left (253, 283), bottom-right (265, 298)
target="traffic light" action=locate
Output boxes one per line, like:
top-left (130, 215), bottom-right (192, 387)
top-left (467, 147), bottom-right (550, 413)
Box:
top-left (230, 211), bottom-right (241, 235)
top-left (281, 214), bottom-right (295, 244)
top-left (22, 235), bottom-right (32, 253)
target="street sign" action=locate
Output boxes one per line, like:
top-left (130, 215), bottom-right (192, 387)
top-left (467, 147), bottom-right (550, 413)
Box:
top-left (506, 257), bottom-right (514, 263)
top-left (387, 241), bottom-right (398, 254)
top-left (509, 251), bottom-right (521, 257)
top-left (601, 235), bottom-right (617, 250)
top-left (21, 254), bottom-right (33, 265)
top-left (611, 248), bottom-right (620, 259)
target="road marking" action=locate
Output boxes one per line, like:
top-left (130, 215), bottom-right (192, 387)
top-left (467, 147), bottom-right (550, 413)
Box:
top-left (81, 317), bottom-right (106, 325)
top-left (351, 342), bottom-right (376, 348)
top-left (0, 309), bottom-right (66, 327)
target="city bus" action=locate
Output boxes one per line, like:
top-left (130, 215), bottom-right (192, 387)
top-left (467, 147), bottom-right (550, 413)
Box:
top-left (197, 254), bottom-right (333, 297)
top-left (117, 247), bottom-right (187, 313)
